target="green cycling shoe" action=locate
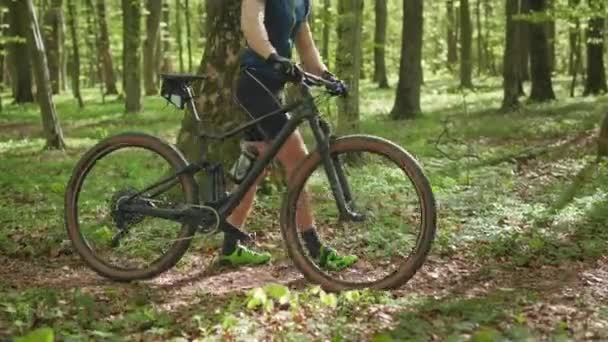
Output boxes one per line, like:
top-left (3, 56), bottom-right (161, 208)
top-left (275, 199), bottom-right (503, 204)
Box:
top-left (219, 245), bottom-right (271, 266)
top-left (318, 246), bottom-right (358, 271)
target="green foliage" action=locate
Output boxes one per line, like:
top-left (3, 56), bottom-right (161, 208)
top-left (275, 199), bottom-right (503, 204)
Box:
top-left (14, 328), bottom-right (54, 342)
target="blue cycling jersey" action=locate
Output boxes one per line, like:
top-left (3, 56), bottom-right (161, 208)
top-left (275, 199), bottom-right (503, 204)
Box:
top-left (241, 0), bottom-right (311, 70)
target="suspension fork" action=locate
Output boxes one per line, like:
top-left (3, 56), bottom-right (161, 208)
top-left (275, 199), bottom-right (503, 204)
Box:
top-left (309, 116), bottom-right (365, 222)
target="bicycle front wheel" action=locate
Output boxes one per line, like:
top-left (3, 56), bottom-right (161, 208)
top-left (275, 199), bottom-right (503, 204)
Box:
top-left (281, 135), bottom-right (436, 291)
top-left (65, 133), bottom-right (199, 281)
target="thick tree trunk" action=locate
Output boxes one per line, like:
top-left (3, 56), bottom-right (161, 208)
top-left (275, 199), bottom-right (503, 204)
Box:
top-left (321, 0), bottom-right (331, 65)
top-left (528, 0), bottom-right (555, 102)
top-left (66, 0), bottom-right (84, 108)
top-left (176, 0), bottom-right (242, 168)
top-left (43, 0), bottom-right (64, 94)
top-left (446, 0), bottom-right (458, 67)
top-left (501, 0), bottom-right (521, 112)
top-left (175, 0), bottom-right (184, 73)
top-left (373, 0), bottom-right (389, 88)
top-left (96, 0), bottom-right (118, 94)
top-left (7, 1), bottom-right (35, 103)
top-left (583, 0), bottom-right (607, 96)
top-left (24, 0), bottom-right (66, 149)
top-left (391, 0), bottom-right (423, 119)
top-left (336, 0), bottom-right (364, 134)
top-left (144, 0), bottom-right (162, 95)
top-left (122, 0), bottom-right (142, 113)
top-left (459, 0), bottom-right (473, 88)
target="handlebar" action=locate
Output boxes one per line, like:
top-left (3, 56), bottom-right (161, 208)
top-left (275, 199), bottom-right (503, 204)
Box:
top-left (294, 66), bottom-right (348, 97)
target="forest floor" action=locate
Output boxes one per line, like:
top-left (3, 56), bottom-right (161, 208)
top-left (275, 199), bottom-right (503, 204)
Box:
top-left (1, 77), bottom-right (608, 341)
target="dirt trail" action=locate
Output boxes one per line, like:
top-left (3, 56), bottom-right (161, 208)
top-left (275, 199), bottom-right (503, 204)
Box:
top-left (2, 254), bottom-right (607, 338)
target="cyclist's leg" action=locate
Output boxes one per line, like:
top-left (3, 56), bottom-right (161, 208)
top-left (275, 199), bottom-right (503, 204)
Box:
top-left (276, 132), bottom-right (358, 271)
top-left (220, 68), bottom-right (286, 265)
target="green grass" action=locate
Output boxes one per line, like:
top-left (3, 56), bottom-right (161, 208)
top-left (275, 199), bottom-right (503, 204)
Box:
top-left (1, 78), bottom-right (608, 340)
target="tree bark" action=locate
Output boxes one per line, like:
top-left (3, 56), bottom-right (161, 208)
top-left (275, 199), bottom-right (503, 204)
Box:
top-left (161, 0), bottom-right (173, 73)
top-left (184, 0), bottom-right (193, 72)
top-left (7, 0), bottom-right (35, 103)
top-left (24, 0), bottom-right (66, 149)
top-left (144, 0), bottom-right (162, 95)
top-left (373, 0), bottom-right (389, 88)
top-left (66, 0), bottom-right (84, 108)
top-left (176, 0), bottom-right (242, 168)
top-left (336, 0), bottom-right (364, 134)
top-left (501, 0), bottom-right (521, 112)
top-left (528, 0), bottom-right (555, 102)
top-left (518, 0), bottom-right (530, 82)
top-left (598, 112), bottom-right (608, 158)
top-left (475, 0), bottom-right (483, 75)
top-left (122, 0), bottom-right (142, 113)
top-left (583, 0), bottom-right (607, 96)
top-left (43, 0), bottom-right (64, 94)
top-left (447, 0), bottom-right (458, 67)
top-left (175, 0), bottom-right (184, 73)
top-left (391, 0), bottom-right (423, 119)
top-left (321, 0), bottom-right (331, 65)
top-left (96, 0), bottom-right (118, 94)
top-left (459, 0), bottom-right (473, 88)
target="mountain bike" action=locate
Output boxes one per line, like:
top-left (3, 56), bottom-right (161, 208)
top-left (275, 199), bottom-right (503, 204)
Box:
top-left (64, 69), bottom-right (437, 291)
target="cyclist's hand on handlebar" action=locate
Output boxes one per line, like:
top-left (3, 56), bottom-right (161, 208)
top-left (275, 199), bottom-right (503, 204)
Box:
top-left (321, 70), bottom-right (348, 97)
top-left (266, 53), bottom-right (302, 82)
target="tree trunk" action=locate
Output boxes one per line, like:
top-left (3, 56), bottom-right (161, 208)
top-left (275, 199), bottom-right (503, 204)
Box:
top-left (459, 0), bottom-right (473, 88)
top-left (161, 0), bottom-right (173, 73)
top-left (567, 0), bottom-right (580, 76)
top-left (501, 0), bottom-right (521, 112)
top-left (66, 0), bottom-right (84, 108)
top-left (583, 0), bottom-right (607, 96)
top-left (336, 0), bottom-right (364, 134)
top-left (185, 0), bottom-right (193, 72)
top-left (144, 0), bottom-right (162, 95)
top-left (84, 0), bottom-right (98, 87)
top-left (518, 0), bottom-right (530, 82)
top-left (7, 1), bottom-right (35, 103)
top-left (528, 0), bottom-right (555, 102)
top-left (122, 0), bottom-right (142, 113)
top-left (176, 0), bottom-right (242, 168)
top-left (321, 0), bottom-right (331, 65)
top-left (373, 0), bottom-right (389, 88)
top-left (391, 0), bottom-right (423, 119)
top-left (475, 0), bottom-right (483, 75)
top-left (24, 0), bottom-right (66, 149)
top-left (175, 0), bottom-right (184, 73)
top-left (447, 0), bottom-right (458, 67)
top-left (43, 0), bottom-right (64, 94)
top-left (96, 0), bottom-right (118, 94)
top-left (598, 112), bottom-right (608, 158)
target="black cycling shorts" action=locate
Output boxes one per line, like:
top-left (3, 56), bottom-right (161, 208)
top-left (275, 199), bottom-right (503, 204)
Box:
top-left (235, 67), bottom-right (288, 141)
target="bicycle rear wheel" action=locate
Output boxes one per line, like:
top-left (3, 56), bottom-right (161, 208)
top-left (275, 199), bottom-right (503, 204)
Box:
top-left (281, 135), bottom-right (436, 291)
top-left (65, 133), bottom-right (198, 281)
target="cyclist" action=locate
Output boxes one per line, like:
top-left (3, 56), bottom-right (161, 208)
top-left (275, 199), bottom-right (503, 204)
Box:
top-left (219, 0), bottom-right (358, 270)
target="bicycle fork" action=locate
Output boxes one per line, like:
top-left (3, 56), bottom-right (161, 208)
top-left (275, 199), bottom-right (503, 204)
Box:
top-left (309, 117), bottom-right (366, 223)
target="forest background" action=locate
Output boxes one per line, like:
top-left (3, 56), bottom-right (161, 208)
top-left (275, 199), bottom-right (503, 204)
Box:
top-left (1, 0), bottom-right (608, 340)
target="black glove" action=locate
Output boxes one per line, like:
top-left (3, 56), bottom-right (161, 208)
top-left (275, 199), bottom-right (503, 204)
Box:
top-left (266, 53), bottom-right (301, 82)
top-left (321, 71), bottom-right (348, 97)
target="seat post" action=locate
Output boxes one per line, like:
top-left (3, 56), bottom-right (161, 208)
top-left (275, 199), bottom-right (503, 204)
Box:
top-left (184, 85), bottom-right (201, 122)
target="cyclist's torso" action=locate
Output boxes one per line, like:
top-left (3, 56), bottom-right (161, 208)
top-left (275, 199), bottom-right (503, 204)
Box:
top-left (241, 0), bottom-right (311, 71)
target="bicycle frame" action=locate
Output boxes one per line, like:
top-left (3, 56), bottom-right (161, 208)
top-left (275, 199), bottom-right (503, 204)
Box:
top-left (121, 81), bottom-right (361, 235)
